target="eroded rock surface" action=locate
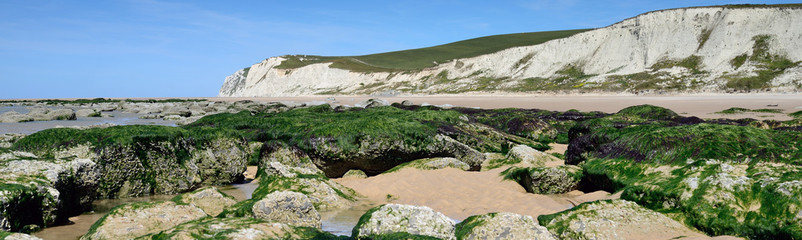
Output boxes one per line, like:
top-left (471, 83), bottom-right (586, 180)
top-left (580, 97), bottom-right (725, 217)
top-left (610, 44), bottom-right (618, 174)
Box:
top-left (353, 204), bottom-right (456, 240)
top-left (456, 212), bottom-right (556, 240)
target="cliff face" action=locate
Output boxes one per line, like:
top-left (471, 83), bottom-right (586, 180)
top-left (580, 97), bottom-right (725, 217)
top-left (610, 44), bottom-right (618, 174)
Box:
top-left (220, 6), bottom-right (802, 97)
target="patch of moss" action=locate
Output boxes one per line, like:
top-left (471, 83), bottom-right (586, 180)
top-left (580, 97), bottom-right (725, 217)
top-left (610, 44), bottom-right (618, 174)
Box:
top-left (730, 54), bottom-right (748, 69)
top-left (725, 35), bottom-right (801, 91)
top-left (651, 55), bottom-right (705, 74)
top-left (716, 107), bottom-right (783, 114)
top-left (616, 104), bottom-right (679, 120)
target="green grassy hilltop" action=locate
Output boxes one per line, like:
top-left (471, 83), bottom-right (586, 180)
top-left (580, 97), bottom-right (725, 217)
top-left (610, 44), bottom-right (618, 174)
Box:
top-left (274, 29), bottom-right (590, 72)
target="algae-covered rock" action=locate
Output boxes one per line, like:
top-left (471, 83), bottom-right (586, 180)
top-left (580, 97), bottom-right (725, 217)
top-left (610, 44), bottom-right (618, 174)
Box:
top-left (0, 134), bottom-right (25, 149)
top-left (505, 145), bottom-right (559, 167)
top-left (257, 173), bottom-right (357, 211)
top-left (135, 217), bottom-right (340, 240)
top-left (343, 169), bottom-right (368, 179)
top-left (0, 158), bottom-right (99, 231)
top-left (12, 127), bottom-right (250, 199)
top-left (353, 204), bottom-right (456, 240)
top-left (81, 201), bottom-right (207, 240)
top-left (538, 199), bottom-right (707, 240)
top-left (189, 138), bottom-right (248, 185)
top-left (456, 212), bottom-right (556, 240)
top-left (583, 158), bottom-right (802, 239)
top-left (173, 187), bottom-right (237, 216)
top-left (0, 112), bottom-right (32, 123)
top-left (502, 165), bottom-right (582, 194)
top-left (384, 157), bottom-right (470, 173)
top-left (252, 191), bottom-right (321, 228)
top-left (1, 232), bottom-right (42, 240)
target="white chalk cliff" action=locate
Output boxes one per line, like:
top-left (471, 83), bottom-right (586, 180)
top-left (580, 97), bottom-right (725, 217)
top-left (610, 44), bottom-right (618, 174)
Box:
top-left (220, 6), bottom-right (802, 97)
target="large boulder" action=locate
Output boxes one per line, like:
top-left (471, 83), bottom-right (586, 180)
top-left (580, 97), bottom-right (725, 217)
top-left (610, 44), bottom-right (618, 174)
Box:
top-left (506, 145), bottom-right (560, 167)
top-left (173, 187), bottom-right (237, 216)
top-left (81, 201), bottom-right (207, 240)
top-left (256, 165), bottom-right (357, 210)
top-left (352, 204), bottom-right (456, 240)
top-left (1, 232), bottom-right (42, 240)
top-left (383, 157), bottom-right (470, 174)
top-left (502, 166), bottom-right (582, 194)
top-left (538, 199), bottom-right (708, 240)
top-left (0, 158), bottom-right (99, 231)
top-left (189, 138), bottom-right (248, 185)
top-left (135, 217), bottom-right (338, 240)
top-left (252, 191), bottom-right (321, 228)
top-left (0, 112), bottom-right (32, 123)
top-left (456, 212), bottom-right (556, 240)
top-left (30, 108), bottom-right (76, 121)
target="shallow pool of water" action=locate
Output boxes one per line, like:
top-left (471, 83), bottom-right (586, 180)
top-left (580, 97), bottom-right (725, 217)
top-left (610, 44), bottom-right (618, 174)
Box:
top-left (32, 180), bottom-right (372, 239)
top-left (0, 109), bottom-right (176, 135)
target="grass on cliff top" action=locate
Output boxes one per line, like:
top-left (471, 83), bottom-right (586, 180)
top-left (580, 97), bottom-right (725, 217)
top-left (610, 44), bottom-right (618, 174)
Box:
top-left (274, 29), bottom-right (590, 72)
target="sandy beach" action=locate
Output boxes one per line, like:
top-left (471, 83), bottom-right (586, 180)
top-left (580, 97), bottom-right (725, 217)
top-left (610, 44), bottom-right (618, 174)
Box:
top-left (334, 167), bottom-right (616, 221)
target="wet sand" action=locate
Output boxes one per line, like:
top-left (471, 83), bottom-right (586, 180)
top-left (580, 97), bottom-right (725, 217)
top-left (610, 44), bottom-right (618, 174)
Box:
top-left (334, 167), bottom-right (617, 221)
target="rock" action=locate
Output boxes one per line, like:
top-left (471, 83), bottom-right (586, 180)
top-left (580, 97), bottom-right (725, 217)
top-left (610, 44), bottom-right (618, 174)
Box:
top-left (456, 212), bottom-right (556, 240)
top-left (506, 145), bottom-right (559, 167)
top-left (162, 107), bottom-right (192, 117)
top-left (257, 170), bottom-right (357, 210)
top-left (252, 191), bottom-right (321, 228)
top-left (355, 99), bottom-right (390, 108)
top-left (259, 142), bottom-right (320, 171)
top-left (0, 158), bottom-right (99, 231)
top-left (353, 204), bottom-right (456, 240)
top-left (189, 138), bottom-right (248, 185)
top-left (503, 166), bottom-right (583, 194)
top-left (41, 109), bottom-right (76, 121)
top-left (384, 157), bottom-right (470, 173)
top-left (175, 187), bottom-right (237, 216)
top-left (538, 199), bottom-right (708, 240)
top-left (400, 100), bottom-right (414, 106)
top-left (2, 233), bottom-right (43, 240)
top-left (0, 134), bottom-right (25, 149)
top-left (430, 134), bottom-right (485, 170)
top-left (80, 201), bottom-right (207, 240)
top-left (135, 217), bottom-right (338, 240)
top-left (343, 169), bottom-right (368, 179)
top-left (75, 109), bottom-right (97, 118)
top-left (0, 112), bottom-right (33, 123)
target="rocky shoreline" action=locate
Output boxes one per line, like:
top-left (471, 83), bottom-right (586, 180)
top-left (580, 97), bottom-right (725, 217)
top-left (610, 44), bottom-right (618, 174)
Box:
top-left (0, 99), bottom-right (800, 239)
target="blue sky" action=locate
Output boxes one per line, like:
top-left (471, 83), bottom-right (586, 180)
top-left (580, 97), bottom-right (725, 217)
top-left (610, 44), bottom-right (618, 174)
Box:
top-left (0, 0), bottom-right (798, 98)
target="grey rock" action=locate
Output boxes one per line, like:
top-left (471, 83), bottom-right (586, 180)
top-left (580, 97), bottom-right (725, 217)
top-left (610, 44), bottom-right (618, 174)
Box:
top-left (506, 145), bottom-right (559, 167)
top-left (541, 199), bottom-right (708, 240)
top-left (252, 191), bottom-right (322, 228)
top-left (75, 109), bottom-right (97, 118)
top-left (456, 212), bottom-right (556, 240)
top-left (508, 166), bottom-right (582, 194)
top-left (177, 187), bottom-right (237, 216)
top-left (80, 201), bottom-right (207, 240)
top-left (4, 233), bottom-right (43, 240)
top-left (353, 204), bottom-right (456, 240)
top-left (343, 169), bottom-right (368, 179)
top-left (0, 111), bottom-right (33, 123)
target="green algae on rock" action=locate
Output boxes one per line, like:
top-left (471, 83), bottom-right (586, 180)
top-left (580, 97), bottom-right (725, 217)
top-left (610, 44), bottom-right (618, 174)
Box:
top-left (456, 212), bottom-right (556, 240)
top-left (135, 217), bottom-right (342, 240)
top-left (352, 204), bottom-right (456, 240)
